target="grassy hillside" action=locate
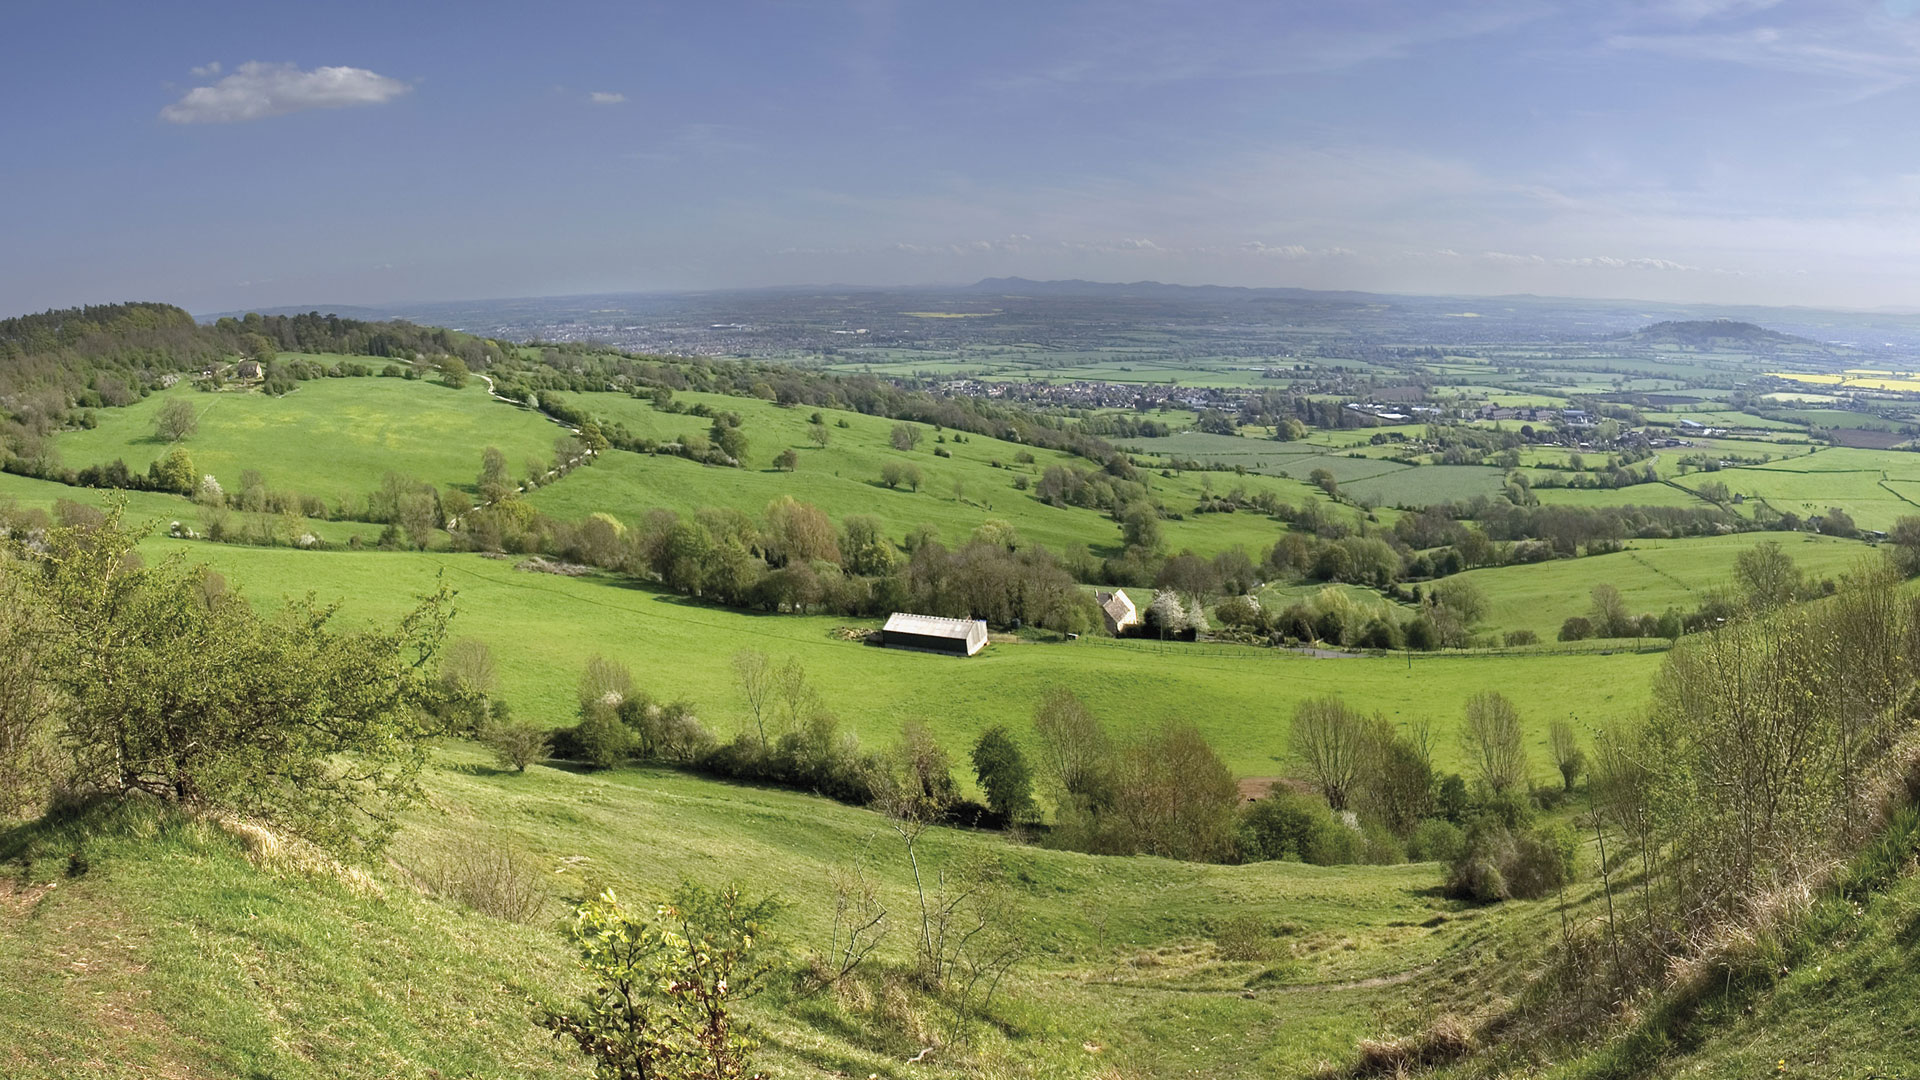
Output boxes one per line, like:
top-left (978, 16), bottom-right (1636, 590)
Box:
top-left (53, 376), bottom-right (567, 505)
top-left (532, 389), bottom-right (1349, 558)
top-left (0, 470), bottom-right (375, 547)
top-left (137, 537), bottom-right (1664, 783)
top-left (0, 745), bottom-right (1527, 1080)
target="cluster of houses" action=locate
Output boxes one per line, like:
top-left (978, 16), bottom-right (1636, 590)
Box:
top-left (199, 359), bottom-right (265, 382)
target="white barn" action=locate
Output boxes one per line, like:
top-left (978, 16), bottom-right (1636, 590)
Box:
top-left (878, 613), bottom-right (989, 656)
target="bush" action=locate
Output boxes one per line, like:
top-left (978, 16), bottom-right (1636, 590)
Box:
top-left (1213, 914), bottom-right (1278, 961)
top-left (1558, 616), bottom-right (1593, 641)
top-left (413, 838), bottom-right (547, 922)
top-left (478, 716), bottom-right (550, 772)
top-left (1240, 788), bottom-right (1366, 865)
top-left (1361, 820), bottom-right (1406, 865)
top-left (1444, 821), bottom-right (1574, 902)
top-left (1214, 594), bottom-right (1264, 630)
top-left (555, 710), bottom-right (633, 769)
top-left (1407, 818), bottom-right (1466, 863)
top-left (1503, 629), bottom-right (1540, 647)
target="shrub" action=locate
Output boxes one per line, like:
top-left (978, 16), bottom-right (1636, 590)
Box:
top-left (1213, 914), bottom-right (1278, 962)
top-left (970, 725), bottom-right (1034, 824)
top-left (1558, 616), bottom-right (1593, 641)
top-left (1503, 629), bottom-right (1539, 647)
top-left (543, 883), bottom-right (780, 1080)
top-left (555, 710), bottom-right (633, 769)
top-left (1407, 818), bottom-right (1466, 863)
top-left (414, 838), bottom-right (547, 922)
top-left (1240, 788), bottom-right (1365, 865)
top-left (1215, 594), bottom-right (1264, 630)
top-left (1444, 821), bottom-right (1573, 902)
top-left (478, 717), bottom-right (549, 772)
top-left (1361, 820), bottom-right (1407, 865)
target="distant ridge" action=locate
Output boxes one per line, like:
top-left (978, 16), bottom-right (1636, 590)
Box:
top-left (1621, 318), bottom-right (1814, 347)
top-left (965, 276), bottom-right (1386, 304)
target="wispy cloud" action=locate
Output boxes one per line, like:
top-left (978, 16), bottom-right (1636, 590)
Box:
top-left (989, 2), bottom-right (1546, 90)
top-left (588, 90), bottom-right (626, 105)
top-left (161, 61), bottom-right (410, 124)
top-left (1607, 13), bottom-right (1920, 99)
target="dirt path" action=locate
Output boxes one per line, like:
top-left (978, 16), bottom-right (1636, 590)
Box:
top-left (1080, 963), bottom-right (1434, 998)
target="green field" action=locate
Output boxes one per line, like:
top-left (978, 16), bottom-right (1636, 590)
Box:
top-left (1705, 446), bottom-right (1920, 530)
top-left (54, 376), bottom-right (567, 506)
top-left (135, 536), bottom-right (1662, 786)
top-left (1530, 481), bottom-right (1717, 509)
top-left (533, 391), bottom-right (1338, 559)
top-left (1453, 531), bottom-right (1874, 639)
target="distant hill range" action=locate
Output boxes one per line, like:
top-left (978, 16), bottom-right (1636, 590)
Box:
top-left (1620, 318), bottom-right (1815, 348)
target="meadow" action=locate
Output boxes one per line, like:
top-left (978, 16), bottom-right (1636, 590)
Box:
top-left (1450, 531), bottom-right (1875, 640)
top-left (139, 536), bottom-right (1663, 785)
top-left (54, 374), bottom-right (567, 505)
top-left (1704, 446), bottom-right (1920, 530)
top-left (531, 390), bottom-right (1340, 559)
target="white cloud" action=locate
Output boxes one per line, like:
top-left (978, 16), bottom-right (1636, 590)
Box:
top-left (161, 61), bottom-right (410, 124)
top-left (588, 91), bottom-right (627, 105)
top-left (189, 61), bottom-right (221, 78)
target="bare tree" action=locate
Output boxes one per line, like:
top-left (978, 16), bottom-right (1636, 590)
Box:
top-left (1356, 715), bottom-right (1436, 833)
top-left (1733, 540), bottom-right (1803, 611)
top-left (890, 422), bottom-right (923, 451)
top-left (1462, 691), bottom-right (1529, 793)
top-left (1289, 695), bottom-right (1367, 811)
top-left (772, 658), bottom-right (816, 736)
top-left (731, 649), bottom-right (775, 746)
top-left (1031, 688), bottom-right (1111, 810)
top-left (440, 638), bottom-right (500, 699)
top-left (1588, 584), bottom-right (1631, 638)
top-left (815, 850), bottom-right (889, 988)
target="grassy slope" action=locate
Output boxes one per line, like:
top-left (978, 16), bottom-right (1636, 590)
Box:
top-left (136, 537), bottom-right (1664, 783)
top-left (0, 470), bottom-right (374, 547)
top-left (531, 390), bottom-right (1347, 559)
top-left (54, 376), bottom-right (567, 504)
top-left (1453, 531), bottom-right (1875, 639)
top-left (0, 746), bottom-right (1524, 1080)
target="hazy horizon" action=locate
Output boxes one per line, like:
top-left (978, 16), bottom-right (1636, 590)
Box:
top-left (13, 1), bottom-right (1920, 314)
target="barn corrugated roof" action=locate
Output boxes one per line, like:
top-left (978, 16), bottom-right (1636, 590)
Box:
top-left (882, 613), bottom-right (985, 639)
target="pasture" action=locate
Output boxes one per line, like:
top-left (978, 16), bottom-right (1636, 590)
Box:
top-left (531, 390), bottom-right (1335, 558)
top-left (140, 537), bottom-right (1664, 785)
top-left (1452, 531), bottom-right (1876, 640)
top-left (54, 376), bottom-right (567, 506)
top-left (1705, 446), bottom-right (1920, 530)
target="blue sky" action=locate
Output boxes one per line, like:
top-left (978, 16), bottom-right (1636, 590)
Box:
top-left (9, 0), bottom-right (1920, 313)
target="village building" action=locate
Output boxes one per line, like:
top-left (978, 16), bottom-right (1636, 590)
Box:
top-left (878, 612), bottom-right (989, 656)
top-left (1093, 589), bottom-right (1139, 636)
top-left (236, 359), bottom-right (263, 379)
